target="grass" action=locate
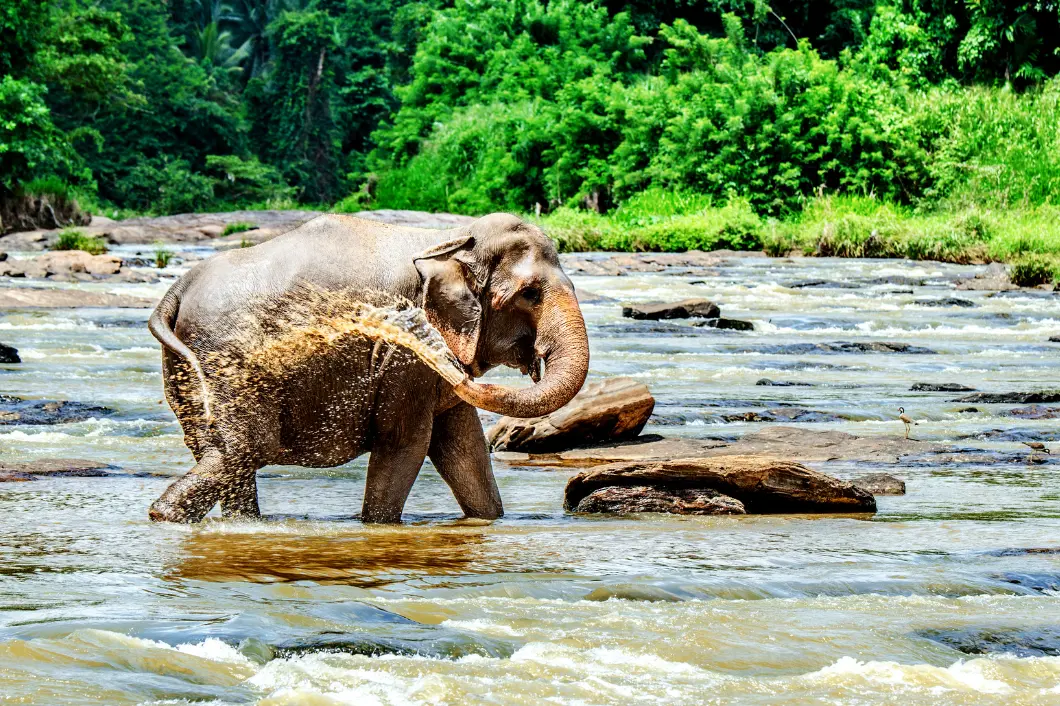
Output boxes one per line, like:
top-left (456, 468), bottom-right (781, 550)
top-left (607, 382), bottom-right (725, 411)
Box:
top-left (153, 241), bottom-right (173, 268)
top-left (222, 221), bottom-right (255, 236)
top-left (52, 229), bottom-right (108, 255)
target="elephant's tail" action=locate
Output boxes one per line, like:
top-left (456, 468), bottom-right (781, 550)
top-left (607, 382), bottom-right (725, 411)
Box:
top-left (149, 284), bottom-right (212, 421)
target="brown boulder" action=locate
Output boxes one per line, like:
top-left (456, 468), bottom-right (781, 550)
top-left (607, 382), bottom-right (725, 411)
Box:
top-left (1, 251), bottom-right (122, 278)
top-left (622, 298), bottom-right (720, 320)
top-left (494, 437), bottom-right (727, 468)
top-left (572, 486), bottom-right (746, 515)
top-left (488, 377), bottom-right (655, 453)
top-left (564, 456), bottom-right (876, 514)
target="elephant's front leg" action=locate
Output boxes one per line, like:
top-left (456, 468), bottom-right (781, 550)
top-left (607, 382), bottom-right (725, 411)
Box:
top-left (362, 414), bottom-right (434, 524)
top-left (149, 448), bottom-right (261, 523)
top-left (428, 402), bottom-right (503, 520)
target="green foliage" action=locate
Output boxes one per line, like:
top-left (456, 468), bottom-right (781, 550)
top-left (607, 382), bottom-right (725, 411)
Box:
top-left (118, 158), bottom-right (215, 214)
top-left (205, 155), bottom-right (294, 205)
top-left (54, 229), bottom-right (107, 255)
top-left (0, 77), bottom-right (72, 195)
top-left (222, 221), bottom-right (254, 236)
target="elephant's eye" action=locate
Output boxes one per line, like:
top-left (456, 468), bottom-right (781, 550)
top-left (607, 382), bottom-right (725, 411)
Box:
top-left (519, 285), bottom-right (542, 305)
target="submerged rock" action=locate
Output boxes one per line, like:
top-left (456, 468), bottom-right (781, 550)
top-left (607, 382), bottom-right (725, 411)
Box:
top-left (494, 436), bottom-right (727, 468)
top-left (913, 297), bottom-right (975, 307)
top-left (910, 382), bottom-right (976, 392)
top-left (575, 289), bottom-right (616, 304)
top-left (1050, 335), bottom-right (1060, 343)
top-left (0, 458), bottom-right (114, 481)
top-left (0, 395), bottom-right (113, 424)
top-left (787, 279), bottom-right (859, 289)
top-left (488, 377), bottom-right (654, 452)
top-left (756, 378), bottom-right (813, 387)
top-left (622, 298), bottom-right (720, 320)
top-left (851, 473), bottom-right (906, 496)
top-left (741, 341), bottom-right (937, 355)
top-left (0, 342), bottom-right (18, 363)
top-left (920, 627), bottom-right (1060, 658)
top-left (564, 456), bottom-right (876, 514)
top-left (955, 391), bottom-right (1060, 404)
top-left (720, 408), bottom-right (846, 423)
top-left (692, 317), bottom-right (754, 331)
top-left (1006, 405), bottom-right (1060, 420)
top-left (572, 485), bottom-right (746, 515)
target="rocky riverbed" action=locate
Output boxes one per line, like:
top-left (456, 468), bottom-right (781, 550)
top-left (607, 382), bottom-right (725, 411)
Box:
top-left (0, 211), bottom-right (1059, 704)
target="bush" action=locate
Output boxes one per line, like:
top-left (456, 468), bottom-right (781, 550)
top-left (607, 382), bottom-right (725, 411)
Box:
top-left (205, 155), bottom-right (295, 206)
top-left (1010, 256), bottom-right (1060, 287)
top-left (116, 158), bottom-right (214, 215)
top-left (53, 229), bottom-right (107, 254)
top-left (222, 221), bottom-right (255, 236)
top-left (153, 241), bottom-right (172, 268)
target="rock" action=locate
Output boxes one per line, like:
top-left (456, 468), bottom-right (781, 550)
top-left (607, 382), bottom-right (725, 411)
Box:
top-left (574, 289), bottom-right (616, 304)
top-left (572, 486), bottom-right (746, 515)
top-left (501, 427), bottom-right (942, 467)
top-left (0, 250), bottom-right (122, 278)
top-left (913, 297), bottom-right (975, 307)
top-left (0, 230), bottom-right (49, 251)
top-left (787, 280), bottom-right (860, 289)
top-left (867, 276), bottom-right (925, 287)
top-left (0, 288), bottom-right (155, 308)
top-left (0, 342), bottom-right (18, 363)
top-left (715, 426), bottom-right (943, 462)
top-left (720, 408), bottom-right (846, 423)
top-left (353, 210), bottom-right (476, 230)
top-left (89, 215), bottom-right (116, 227)
top-left (1050, 336), bottom-right (1060, 343)
top-left (0, 395), bottom-right (113, 424)
top-left (692, 317), bottom-right (755, 331)
top-left (955, 391), bottom-right (1060, 404)
top-left (0, 458), bottom-right (114, 481)
top-left (487, 377), bottom-right (655, 452)
top-left (564, 456), bottom-right (876, 514)
top-left (958, 407), bottom-right (980, 413)
top-left (919, 627), bottom-right (1060, 658)
top-left (910, 383), bottom-right (976, 392)
top-left (622, 298), bottom-right (720, 320)
top-left (99, 210), bottom-right (322, 245)
top-left (494, 437), bottom-right (727, 468)
top-left (756, 378), bottom-right (813, 387)
top-left (955, 263), bottom-right (1017, 291)
top-left (1006, 405), bottom-right (1060, 420)
top-left (851, 473), bottom-right (906, 496)
top-left (741, 341), bottom-right (937, 355)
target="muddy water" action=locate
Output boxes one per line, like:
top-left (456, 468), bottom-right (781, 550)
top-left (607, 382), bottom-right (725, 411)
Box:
top-left (1, 251), bottom-right (1059, 704)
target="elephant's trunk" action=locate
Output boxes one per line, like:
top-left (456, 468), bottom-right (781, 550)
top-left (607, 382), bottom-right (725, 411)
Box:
top-left (453, 285), bottom-right (589, 418)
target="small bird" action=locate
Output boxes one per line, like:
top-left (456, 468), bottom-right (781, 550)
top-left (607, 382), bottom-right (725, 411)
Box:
top-left (898, 407), bottom-right (917, 439)
top-left (1023, 441), bottom-right (1051, 454)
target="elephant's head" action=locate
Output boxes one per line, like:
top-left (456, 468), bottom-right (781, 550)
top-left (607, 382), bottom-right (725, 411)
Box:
top-left (413, 213), bottom-right (589, 418)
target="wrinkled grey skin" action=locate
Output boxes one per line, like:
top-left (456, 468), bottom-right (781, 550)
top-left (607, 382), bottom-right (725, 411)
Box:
top-left (148, 213), bottom-right (589, 523)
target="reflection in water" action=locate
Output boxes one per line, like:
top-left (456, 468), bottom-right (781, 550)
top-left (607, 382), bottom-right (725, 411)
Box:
top-left (168, 522), bottom-right (492, 585)
top-left (1, 254), bottom-right (1059, 703)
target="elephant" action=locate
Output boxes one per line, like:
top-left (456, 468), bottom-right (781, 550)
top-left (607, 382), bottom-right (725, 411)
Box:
top-left (147, 213), bottom-right (589, 523)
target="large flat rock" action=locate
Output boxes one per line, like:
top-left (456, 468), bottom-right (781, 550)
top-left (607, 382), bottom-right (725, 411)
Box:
top-left (0, 458), bottom-right (114, 481)
top-left (564, 456), bottom-right (876, 514)
top-left (497, 426), bottom-right (941, 467)
top-left (494, 436), bottom-right (726, 467)
top-left (487, 377), bottom-right (654, 453)
top-left (0, 288), bottom-right (155, 309)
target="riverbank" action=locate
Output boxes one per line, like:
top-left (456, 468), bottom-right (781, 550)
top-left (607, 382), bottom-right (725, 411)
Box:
top-left (536, 193), bottom-right (1060, 287)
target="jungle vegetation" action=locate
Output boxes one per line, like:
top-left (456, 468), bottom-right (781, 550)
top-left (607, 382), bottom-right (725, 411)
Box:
top-left (2, 0), bottom-right (1059, 276)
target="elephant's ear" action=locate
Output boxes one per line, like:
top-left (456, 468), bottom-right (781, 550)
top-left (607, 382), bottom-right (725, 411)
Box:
top-left (413, 235), bottom-right (482, 367)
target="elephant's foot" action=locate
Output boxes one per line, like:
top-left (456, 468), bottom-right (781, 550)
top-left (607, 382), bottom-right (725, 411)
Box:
top-left (220, 474), bottom-right (261, 520)
top-left (149, 471), bottom-right (222, 523)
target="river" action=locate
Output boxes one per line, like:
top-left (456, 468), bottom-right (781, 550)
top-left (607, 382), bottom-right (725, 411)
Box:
top-left (0, 249), bottom-right (1058, 704)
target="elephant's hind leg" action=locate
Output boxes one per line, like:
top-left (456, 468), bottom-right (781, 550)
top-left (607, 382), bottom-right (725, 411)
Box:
top-left (149, 448), bottom-right (261, 523)
top-left (428, 402), bottom-right (503, 520)
top-left (362, 415), bottom-right (433, 524)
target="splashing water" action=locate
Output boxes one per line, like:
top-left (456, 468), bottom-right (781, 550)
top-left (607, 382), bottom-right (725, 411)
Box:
top-left (220, 287), bottom-right (467, 386)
